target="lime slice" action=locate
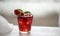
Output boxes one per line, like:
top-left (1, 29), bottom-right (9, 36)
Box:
top-left (24, 11), bottom-right (31, 14)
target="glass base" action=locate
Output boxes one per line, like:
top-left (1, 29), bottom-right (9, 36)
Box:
top-left (19, 31), bottom-right (30, 33)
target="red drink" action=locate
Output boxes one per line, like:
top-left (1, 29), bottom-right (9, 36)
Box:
top-left (17, 15), bottom-right (33, 33)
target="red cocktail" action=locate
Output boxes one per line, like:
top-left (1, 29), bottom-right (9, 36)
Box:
top-left (17, 15), bottom-right (33, 33)
top-left (14, 9), bottom-right (33, 33)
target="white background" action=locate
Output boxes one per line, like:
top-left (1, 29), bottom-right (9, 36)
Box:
top-left (0, 0), bottom-right (60, 27)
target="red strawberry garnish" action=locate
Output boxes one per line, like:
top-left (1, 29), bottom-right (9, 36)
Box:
top-left (14, 9), bottom-right (20, 15)
top-left (14, 9), bottom-right (24, 16)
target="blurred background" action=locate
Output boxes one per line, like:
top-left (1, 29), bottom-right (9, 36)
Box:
top-left (0, 0), bottom-right (60, 27)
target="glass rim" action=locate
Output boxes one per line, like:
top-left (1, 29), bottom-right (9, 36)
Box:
top-left (17, 15), bottom-right (33, 17)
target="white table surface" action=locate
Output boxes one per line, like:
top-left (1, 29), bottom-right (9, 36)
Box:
top-left (0, 25), bottom-right (60, 36)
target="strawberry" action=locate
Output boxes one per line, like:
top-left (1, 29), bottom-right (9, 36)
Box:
top-left (14, 9), bottom-right (24, 16)
top-left (14, 9), bottom-right (20, 15)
